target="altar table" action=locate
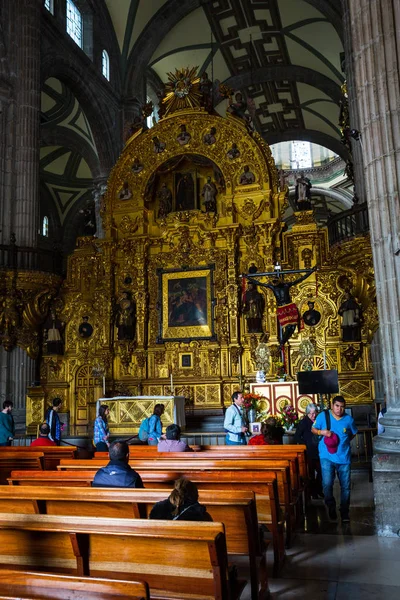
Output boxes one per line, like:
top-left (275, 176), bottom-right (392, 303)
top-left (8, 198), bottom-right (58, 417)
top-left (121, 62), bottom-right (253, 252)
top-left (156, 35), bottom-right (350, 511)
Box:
top-left (96, 396), bottom-right (186, 435)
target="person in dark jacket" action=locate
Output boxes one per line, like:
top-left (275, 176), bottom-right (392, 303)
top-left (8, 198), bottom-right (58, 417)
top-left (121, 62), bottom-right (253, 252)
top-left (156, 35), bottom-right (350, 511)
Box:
top-left (294, 402), bottom-right (323, 499)
top-left (149, 478), bottom-right (212, 521)
top-left (92, 440), bottom-right (144, 488)
top-left (45, 398), bottom-right (63, 445)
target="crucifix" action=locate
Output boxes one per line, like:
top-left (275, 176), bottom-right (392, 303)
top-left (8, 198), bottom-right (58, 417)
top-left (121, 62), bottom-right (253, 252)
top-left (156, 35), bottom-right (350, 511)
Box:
top-left (241, 264), bottom-right (317, 347)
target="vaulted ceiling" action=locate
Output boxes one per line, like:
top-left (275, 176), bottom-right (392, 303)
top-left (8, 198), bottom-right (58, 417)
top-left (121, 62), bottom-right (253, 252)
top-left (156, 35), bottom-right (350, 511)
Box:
top-left (107, 0), bottom-right (344, 153)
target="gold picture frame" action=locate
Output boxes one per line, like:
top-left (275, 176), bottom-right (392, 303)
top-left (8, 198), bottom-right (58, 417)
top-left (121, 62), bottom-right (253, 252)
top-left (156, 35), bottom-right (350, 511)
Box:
top-left (157, 266), bottom-right (216, 343)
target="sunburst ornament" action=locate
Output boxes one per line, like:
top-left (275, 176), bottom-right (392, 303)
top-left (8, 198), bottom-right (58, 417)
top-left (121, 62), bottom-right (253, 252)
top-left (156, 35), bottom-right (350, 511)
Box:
top-left (162, 67), bottom-right (202, 115)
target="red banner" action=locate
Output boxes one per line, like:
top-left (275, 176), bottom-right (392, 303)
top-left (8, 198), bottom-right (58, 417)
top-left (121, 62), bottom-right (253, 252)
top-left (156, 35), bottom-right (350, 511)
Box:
top-left (277, 303), bottom-right (300, 328)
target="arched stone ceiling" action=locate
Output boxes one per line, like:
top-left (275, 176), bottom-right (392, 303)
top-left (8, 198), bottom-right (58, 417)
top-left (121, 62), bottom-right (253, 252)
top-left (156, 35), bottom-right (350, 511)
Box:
top-left (40, 78), bottom-right (98, 224)
top-left (109, 0), bottom-right (344, 153)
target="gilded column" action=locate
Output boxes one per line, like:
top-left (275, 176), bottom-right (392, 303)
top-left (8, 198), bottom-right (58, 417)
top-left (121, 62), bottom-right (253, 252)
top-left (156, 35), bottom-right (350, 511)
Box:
top-left (345, 0), bottom-right (400, 535)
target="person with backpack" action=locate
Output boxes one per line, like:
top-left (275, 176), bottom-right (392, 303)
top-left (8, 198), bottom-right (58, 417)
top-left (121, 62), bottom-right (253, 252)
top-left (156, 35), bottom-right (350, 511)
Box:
top-left (147, 403), bottom-right (165, 445)
top-left (93, 404), bottom-right (110, 451)
top-left (312, 395), bottom-right (357, 523)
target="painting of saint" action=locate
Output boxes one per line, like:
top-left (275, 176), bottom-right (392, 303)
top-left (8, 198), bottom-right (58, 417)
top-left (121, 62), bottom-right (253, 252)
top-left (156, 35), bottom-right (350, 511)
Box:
top-left (175, 172), bottom-right (196, 211)
top-left (168, 277), bottom-right (207, 327)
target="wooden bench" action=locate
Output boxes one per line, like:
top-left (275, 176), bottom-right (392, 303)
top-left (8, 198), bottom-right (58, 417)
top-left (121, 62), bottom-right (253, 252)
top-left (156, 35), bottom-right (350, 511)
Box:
top-left (0, 514), bottom-right (245, 600)
top-left (0, 569), bottom-right (149, 600)
top-left (57, 457), bottom-right (295, 546)
top-left (0, 452), bottom-right (44, 485)
top-left (8, 470), bottom-right (178, 487)
top-left (0, 486), bottom-right (269, 598)
top-left (7, 468), bottom-right (285, 576)
top-left (0, 446), bottom-right (77, 471)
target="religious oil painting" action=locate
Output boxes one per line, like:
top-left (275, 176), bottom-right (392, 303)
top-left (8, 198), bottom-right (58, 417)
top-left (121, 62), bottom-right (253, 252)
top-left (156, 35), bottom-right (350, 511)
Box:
top-left (157, 266), bottom-right (216, 343)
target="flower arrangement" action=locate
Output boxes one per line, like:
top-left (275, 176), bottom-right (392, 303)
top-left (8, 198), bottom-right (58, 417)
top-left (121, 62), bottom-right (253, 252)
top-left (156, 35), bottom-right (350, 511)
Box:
top-left (279, 402), bottom-right (299, 429)
top-left (275, 360), bottom-right (286, 378)
top-left (243, 393), bottom-right (264, 411)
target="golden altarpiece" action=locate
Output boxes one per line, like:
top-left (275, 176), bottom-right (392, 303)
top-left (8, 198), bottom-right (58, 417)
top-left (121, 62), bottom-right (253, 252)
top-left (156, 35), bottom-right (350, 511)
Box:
top-left (20, 70), bottom-right (377, 436)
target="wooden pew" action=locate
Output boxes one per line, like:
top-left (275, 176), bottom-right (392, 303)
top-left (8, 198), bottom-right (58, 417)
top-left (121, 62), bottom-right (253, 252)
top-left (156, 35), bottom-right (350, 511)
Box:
top-left (0, 487), bottom-right (269, 598)
top-left (0, 446), bottom-right (77, 471)
top-left (8, 470), bottom-right (178, 488)
top-left (0, 569), bottom-right (149, 600)
top-left (57, 457), bottom-right (295, 546)
top-left (8, 468), bottom-right (285, 576)
top-left (95, 449), bottom-right (303, 493)
top-left (0, 514), bottom-right (245, 600)
top-left (0, 452), bottom-right (43, 485)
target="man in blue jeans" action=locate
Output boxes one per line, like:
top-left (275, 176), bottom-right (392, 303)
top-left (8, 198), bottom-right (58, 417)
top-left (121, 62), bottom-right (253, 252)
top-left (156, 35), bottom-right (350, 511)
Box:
top-left (312, 396), bottom-right (357, 522)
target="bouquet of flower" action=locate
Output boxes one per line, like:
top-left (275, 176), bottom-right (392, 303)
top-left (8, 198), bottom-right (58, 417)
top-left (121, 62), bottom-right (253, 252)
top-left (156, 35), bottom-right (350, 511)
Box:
top-left (279, 402), bottom-right (299, 429)
top-left (275, 360), bottom-right (286, 378)
top-left (243, 393), bottom-right (263, 410)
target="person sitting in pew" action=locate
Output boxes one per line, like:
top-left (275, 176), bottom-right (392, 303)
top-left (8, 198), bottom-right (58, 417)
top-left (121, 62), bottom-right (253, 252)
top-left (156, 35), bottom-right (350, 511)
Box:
top-left (92, 440), bottom-right (144, 488)
top-left (149, 478), bottom-right (212, 521)
top-left (30, 422), bottom-right (56, 447)
top-left (157, 424), bottom-right (192, 452)
top-left (248, 421), bottom-right (277, 445)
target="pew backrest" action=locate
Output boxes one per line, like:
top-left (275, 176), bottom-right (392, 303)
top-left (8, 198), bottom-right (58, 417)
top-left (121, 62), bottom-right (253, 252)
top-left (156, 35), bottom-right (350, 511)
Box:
top-left (0, 452), bottom-right (44, 485)
top-left (0, 514), bottom-right (236, 600)
top-left (0, 569), bottom-right (149, 600)
top-left (5, 445), bottom-right (77, 470)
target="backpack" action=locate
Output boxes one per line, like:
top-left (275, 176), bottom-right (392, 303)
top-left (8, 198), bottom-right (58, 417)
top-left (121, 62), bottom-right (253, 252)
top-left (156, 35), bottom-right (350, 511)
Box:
top-left (138, 417), bottom-right (150, 442)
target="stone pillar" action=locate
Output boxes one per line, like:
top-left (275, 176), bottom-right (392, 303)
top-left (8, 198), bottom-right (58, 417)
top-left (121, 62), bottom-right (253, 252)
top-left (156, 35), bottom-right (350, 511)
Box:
top-left (345, 0), bottom-right (400, 535)
top-left (13, 0), bottom-right (41, 247)
top-left (0, 346), bottom-right (36, 433)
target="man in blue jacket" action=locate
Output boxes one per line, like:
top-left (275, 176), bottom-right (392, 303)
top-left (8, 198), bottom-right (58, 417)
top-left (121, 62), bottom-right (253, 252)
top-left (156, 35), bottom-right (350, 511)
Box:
top-left (223, 391), bottom-right (248, 445)
top-left (312, 396), bottom-right (357, 523)
top-left (92, 440), bottom-right (144, 488)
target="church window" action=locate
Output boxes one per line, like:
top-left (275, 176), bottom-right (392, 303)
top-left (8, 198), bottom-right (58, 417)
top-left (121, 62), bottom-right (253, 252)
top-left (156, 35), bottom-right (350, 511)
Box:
top-left (42, 216), bottom-right (49, 237)
top-left (291, 141), bottom-right (312, 169)
top-left (44, 0), bottom-right (54, 14)
top-left (102, 50), bottom-right (110, 81)
top-left (66, 0), bottom-right (83, 48)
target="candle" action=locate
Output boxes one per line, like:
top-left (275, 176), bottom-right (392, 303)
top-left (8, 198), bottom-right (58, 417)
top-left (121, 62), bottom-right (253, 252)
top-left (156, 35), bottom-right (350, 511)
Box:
top-left (102, 376), bottom-right (106, 396)
top-left (170, 373), bottom-right (174, 396)
top-left (323, 351), bottom-right (326, 370)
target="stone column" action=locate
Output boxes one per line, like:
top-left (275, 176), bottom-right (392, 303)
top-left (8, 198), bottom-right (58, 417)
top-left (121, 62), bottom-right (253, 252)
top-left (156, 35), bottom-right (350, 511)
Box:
top-left (0, 346), bottom-right (36, 434)
top-left (13, 0), bottom-right (41, 247)
top-left (346, 0), bottom-right (400, 535)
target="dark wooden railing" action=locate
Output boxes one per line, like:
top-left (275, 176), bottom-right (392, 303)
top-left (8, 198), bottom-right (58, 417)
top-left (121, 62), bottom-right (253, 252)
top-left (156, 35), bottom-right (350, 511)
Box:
top-left (0, 243), bottom-right (63, 275)
top-left (327, 202), bottom-right (369, 246)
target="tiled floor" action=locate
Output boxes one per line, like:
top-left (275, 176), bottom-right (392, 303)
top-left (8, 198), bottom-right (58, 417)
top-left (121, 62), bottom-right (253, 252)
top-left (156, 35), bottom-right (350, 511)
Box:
top-left (241, 471), bottom-right (400, 599)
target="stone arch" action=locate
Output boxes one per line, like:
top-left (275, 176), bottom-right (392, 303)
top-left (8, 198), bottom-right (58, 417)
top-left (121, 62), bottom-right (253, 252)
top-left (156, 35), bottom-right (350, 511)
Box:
top-left (40, 56), bottom-right (120, 174)
top-left (41, 126), bottom-right (102, 180)
top-left (223, 66), bottom-right (342, 104)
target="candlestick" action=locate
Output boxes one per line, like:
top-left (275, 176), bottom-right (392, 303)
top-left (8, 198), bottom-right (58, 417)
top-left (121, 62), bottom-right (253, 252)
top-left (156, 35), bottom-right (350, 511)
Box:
top-left (102, 376), bottom-right (106, 396)
top-left (323, 351), bottom-right (326, 370)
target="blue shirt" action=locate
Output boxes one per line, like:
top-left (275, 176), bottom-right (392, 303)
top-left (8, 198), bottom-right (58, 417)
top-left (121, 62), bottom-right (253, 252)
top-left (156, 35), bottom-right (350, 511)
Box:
top-left (94, 416), bottom-right (109, 445)
top-left (314, 411), bottom-right (358, 464)
top-left (148, 414), bottom-right (162, 442)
